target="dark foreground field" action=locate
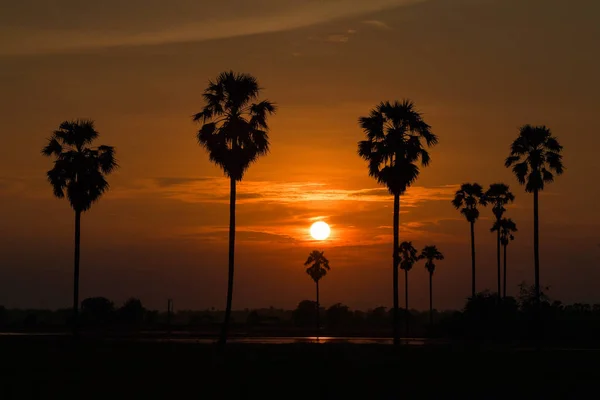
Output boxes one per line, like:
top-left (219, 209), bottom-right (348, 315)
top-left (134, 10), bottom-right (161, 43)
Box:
top-left (1, 337), bottom-right (599, 399)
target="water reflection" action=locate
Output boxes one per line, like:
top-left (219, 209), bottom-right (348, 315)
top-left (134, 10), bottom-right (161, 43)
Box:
top-left (141, 336), bottom-right (431, 345)
top-left (0, 332), bottom-right (433, 345)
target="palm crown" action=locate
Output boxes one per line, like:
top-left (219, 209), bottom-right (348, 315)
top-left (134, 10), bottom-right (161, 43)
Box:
top-left (505, 125), bottom-right (564, 192)
top-left (41, 119), bottom-right (118, 212)
top-left (452, 183), bottom-right (487, 223)
top-left (420, 245), bottom-right (444, 275)
top-left (304, 250), bottom-right (330, 283)
top-left (193, 71), bottom-right (277, 181)
top-left (492, 218), bottom-right (518, 246)
top-left (485, 183), bottom-right (515, 220)
top-left (357, 100), bottom-right (438, 195)
top-left (398, 241), bottom-right (418, 271)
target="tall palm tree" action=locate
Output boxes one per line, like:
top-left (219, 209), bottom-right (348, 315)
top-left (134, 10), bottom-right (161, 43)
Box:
top-left (491, 218), bottom-right (517, 298)
top-left (398, 241), bottom-right (418, 336)
top-left (41, 119), bottom-right (118, 336)
top-left (419, 245), bottom-right (444, 327)
top-left (193, 71), bottom-right (277, 346)
top-left (304, 250), bottom-right (331, 338)
top-left (505, 125), bottom-right (564, 303)
top-left (357, 100), bottom-right (438, 345)
top-left (485, 183), bottom-right (515, 296)
top-left (451, 183), bottom-right (487, 298)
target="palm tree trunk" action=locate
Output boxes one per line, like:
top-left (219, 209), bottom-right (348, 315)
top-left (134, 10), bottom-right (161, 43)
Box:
top-left (316, 280), bottom-right (320, 340)
top-left (533, 189), bottom-right (540, 303)
top-left (219, 178), bottom-right (236, 347)
top-left (404, 268), bottom-right (409, 337)
top-left (392, 193), bottom-right (400, 345)
top-left (533, 188), bottom-right (541, 342)
top-left (470, 221), bottom-right (476, 298)
top-left (496, 218), bottom-right (501, 297)
top-left (503, 244), bottom-right (507, 299)
top-left (429, 273), bottom-right (433, 327)
top-left (72, 209), bottom-right (81, 338)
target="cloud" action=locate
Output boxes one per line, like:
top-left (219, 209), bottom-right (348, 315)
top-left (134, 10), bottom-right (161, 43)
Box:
top-left (106, 177), bottom-right (460, 246)
top-left (362, 20), bottom-right (393, 30)
top-left (326, 34), bottom-right (351, 43)
top-left (324, 29), bottom-right (359, 43)
top-left (115, 177), bottom-right (458, 208)
top-left (349, 185), bottom-right (458, 206)
top-left (154, 177), bottom-right (214, 187)
top-left (0, 0), bottom-right (422, 55)
top-left (179, 228), bottom-right (297, 244)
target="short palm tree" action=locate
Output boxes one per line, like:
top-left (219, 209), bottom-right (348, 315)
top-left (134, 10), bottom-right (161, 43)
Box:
top-left (491, 218), bottom-right (517, 298)
top-left (398, 241), bottom-right (418, 336)
top-left (451, 183), bottom-right (487, 297)
top-left (41, 119), bottom-right (118, 336)
top-left (357, 100), bottom-right (437, 345)
top-left (505, 125), bottom-right (564, 303)
top-left (304, 250), bottom-right (331, 338)
top-left (193, 71), bottom-right (277, 346)
top-left (419, 245), bottom-right (444, 327)
top-left (485, 183), bottom-right (515, 296)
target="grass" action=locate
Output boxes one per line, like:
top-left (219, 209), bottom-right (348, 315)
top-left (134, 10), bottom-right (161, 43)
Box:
top-left (1, 336), bottom-right (598, 399)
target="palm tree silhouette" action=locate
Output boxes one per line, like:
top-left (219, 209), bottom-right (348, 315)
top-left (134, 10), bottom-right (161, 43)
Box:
top-left (491, 218), bottom-right (517, 298)
top-left (41, 119), bottom-right (118, 336)
top-left (304, 250), bottom-right (330, 339)
top-left (451, 183), bottom-right (487, 297)
top-left (398, 241), bottom-right (418, 336)
top-left (419, 245), bottom-right (444, 327)
top-left (193, 71), bottom-right (277, 346)
top-left (357, 100), bottom-right (437, 345)
top-left (485, 183), bottom-right (515, 296)
top-left (505, 125), bottom-right (564, 303)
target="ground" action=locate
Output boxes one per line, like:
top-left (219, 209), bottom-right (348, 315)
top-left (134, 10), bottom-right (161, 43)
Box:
top-left (1, 337), bottom-right (598, 399)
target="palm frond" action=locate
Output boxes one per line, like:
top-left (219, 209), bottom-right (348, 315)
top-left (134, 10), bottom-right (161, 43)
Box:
top-left (193, 72), bottom-right (275, 181)
top-left (41, 137), bottom-right (63, 157)
top-left (42, 120), bottom-right (117, 211)
top-left (398, 241), bottom-right (418, 271)
top-left (97, 145), bottom-right (118, 174)
top-left (507, 125), bottom-right (564, 191)
top-left (452, 182), bottom-right (486, 222)
top-left (304, 250), bottom-right (330, 283)
top-left (357, 100), bottom-right (436, 196)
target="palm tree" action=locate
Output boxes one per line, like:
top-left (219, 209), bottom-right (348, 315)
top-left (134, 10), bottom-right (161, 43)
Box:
top-left (304, 250), bottom-right (331, 338)
top-left (451, 183), bottom-right (487, 298)
top-left (419, 245), bottom-right (444, 327)
top-left (193, 71), bottom-right (277, 346)
top-left (357, 100), bottom-right (438, 345)
top-left (398, 241), bottom-right (418, 336)
top-left (41, 119), bottom-right (118, 336)
top-left (505, 125), bottom-right (564, 303)
top-left (491, 218), bottom-right (517, 298)
top-left (485, 183), bottom-right (515, 296)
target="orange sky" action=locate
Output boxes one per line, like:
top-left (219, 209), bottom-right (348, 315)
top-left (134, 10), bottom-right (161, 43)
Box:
top-left (1, 0), bottom-right (599, 311)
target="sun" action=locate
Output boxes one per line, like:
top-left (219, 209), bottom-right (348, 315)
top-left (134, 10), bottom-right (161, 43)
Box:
top-left (310, 221), bottom-right (331, 241)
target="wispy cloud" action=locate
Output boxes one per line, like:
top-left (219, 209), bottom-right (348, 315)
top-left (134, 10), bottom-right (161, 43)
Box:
top-left (326, 34), bottom-right (351, 43)
top-left (114, 176), bottom-right (458, 207)
top-left (179, 228), bottom-right (298, 245)
top-left (312, 28), bottom-right (358, 44)
top-left (1, 0), bottom-right (423, 55)
top-left (362, 20), bottom-right (393, 30)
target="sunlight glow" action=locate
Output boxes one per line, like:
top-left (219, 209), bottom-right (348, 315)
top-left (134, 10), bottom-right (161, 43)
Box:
top-left (310, 221), bottom-right (331, 241)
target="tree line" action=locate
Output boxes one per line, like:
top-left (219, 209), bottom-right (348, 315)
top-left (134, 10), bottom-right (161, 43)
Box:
top-left (4, 286), bottom-right (600, 345)
top-left (41, 70), bottom-right (564, 346)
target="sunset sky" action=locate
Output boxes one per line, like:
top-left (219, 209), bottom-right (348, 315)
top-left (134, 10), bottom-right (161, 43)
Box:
top-left (1, 0), bottom-right (599, 311)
